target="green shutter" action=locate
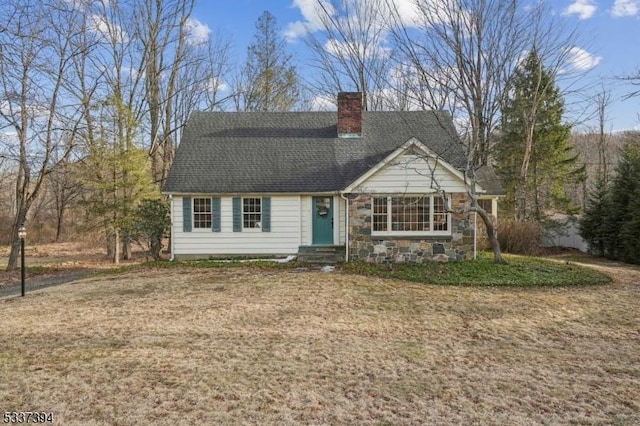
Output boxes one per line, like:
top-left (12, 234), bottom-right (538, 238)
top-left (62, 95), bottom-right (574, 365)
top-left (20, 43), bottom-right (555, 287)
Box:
top-left (183, 197), bottom-right (192, 232)
top-left (261, 197), bottom-right (271, 232)
top-left (211, 197), bottom-right (221, 232)
top-left (232, 197), bottom-right (242, 232)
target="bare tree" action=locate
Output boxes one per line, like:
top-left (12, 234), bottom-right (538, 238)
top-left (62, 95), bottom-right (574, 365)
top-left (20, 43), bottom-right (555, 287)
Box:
top-left (620, 67), bottom-right (640, 100)
top-left (49, 159), bottom-right (84, 241)
top-left (0, 0), bottom-right (87, 270)
top-left (595, 87), bottom-right (611, 182)
top-left (136, 0), bottom-right (214, 187)
top-left (304, 0), bottom-right (394, 111)
top-left (385, 0), bottom-right (532, 262)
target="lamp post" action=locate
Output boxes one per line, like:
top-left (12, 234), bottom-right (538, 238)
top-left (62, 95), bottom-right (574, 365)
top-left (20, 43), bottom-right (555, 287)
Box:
top-left (18, 224), bottom-right (26, 297)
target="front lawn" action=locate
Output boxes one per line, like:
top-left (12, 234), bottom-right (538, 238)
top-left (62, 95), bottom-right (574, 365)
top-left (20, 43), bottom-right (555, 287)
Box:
top-left (0, 266), bottom-right (637, 425)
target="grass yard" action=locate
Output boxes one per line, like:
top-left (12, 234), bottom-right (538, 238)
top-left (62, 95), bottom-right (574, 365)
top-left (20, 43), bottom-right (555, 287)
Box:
top-left (1, 263), bottom-right (639, 425)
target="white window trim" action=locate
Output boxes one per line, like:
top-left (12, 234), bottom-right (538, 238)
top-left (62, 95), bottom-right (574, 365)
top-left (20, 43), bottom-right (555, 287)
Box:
top-left (242, 197), bottom-right (262, 230)
top-left (372, 195), bottom-right (452, 237)
top-left (192, 197), bottom-right (212, 230)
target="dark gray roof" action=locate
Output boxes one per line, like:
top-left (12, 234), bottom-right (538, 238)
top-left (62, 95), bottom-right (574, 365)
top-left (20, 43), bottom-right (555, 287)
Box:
top-left (163, 110), bottom-right (473, 194)
top-left (476, 165), bottom-right (505, 196)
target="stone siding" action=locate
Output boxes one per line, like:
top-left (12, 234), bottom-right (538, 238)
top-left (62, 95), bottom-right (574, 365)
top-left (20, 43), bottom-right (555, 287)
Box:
top-left (348, 193), bottom-right (475, 263)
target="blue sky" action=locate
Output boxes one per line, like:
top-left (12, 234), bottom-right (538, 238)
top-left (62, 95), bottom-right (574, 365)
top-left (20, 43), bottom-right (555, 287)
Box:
top-left (192, 0), bottom-right (640, 132)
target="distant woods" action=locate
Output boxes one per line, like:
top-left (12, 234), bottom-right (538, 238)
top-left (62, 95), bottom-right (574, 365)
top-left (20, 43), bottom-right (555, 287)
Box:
top-left (0, 0), bottom-right (638, 267)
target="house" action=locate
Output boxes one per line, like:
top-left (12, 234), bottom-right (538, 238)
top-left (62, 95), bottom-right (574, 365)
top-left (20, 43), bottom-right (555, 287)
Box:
top-left (162, 92), bottom-right (502, 263)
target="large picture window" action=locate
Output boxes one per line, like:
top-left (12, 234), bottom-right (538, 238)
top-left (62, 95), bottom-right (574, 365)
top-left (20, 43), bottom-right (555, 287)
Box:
top-left (372, 195), bottom-right (450, 234)
top-left (243, 197), bottom-right (261, 228)
top-left (193, 198), bottom-right (212, 229)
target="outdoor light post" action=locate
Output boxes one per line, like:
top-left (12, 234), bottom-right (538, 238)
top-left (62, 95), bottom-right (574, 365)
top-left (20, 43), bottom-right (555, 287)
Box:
top-left (18, 224), bottom-right (26, 297)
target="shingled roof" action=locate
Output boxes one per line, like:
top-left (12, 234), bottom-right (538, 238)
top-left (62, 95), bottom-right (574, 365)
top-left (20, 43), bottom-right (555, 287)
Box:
top-left (162, 110), bottom-right (471, 194)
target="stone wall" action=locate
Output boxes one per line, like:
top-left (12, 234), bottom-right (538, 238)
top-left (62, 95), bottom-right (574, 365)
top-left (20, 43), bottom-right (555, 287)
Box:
top-left (348, 193), bottom-right (475, 263)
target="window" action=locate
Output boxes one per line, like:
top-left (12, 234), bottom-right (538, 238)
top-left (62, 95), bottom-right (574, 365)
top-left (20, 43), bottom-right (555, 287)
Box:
top-left (477, 198), bottom-right (494, 217)
top-left (372, 197), bottom-right (388, 231)
top-left (372, 195), bottom-right (450, 234)
top-left (243, 197), bottom-right (261, 228)
top-left (193, 198), bottom-right (212, 229)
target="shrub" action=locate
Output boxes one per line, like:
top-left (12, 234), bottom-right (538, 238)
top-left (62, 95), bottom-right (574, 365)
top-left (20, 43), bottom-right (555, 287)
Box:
top-left (497, 219), bottom-right (543, 255)
top-left (126, 199), bottom-right (170, 260)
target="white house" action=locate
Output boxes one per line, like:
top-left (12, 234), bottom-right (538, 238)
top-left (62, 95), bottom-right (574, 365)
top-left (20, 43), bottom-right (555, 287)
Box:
top-left (162, 92), bottom-right (502, 263)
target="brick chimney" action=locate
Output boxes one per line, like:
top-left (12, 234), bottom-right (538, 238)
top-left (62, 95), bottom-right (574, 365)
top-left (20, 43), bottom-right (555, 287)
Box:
top-left (337, 92), bottom-right (362, 138)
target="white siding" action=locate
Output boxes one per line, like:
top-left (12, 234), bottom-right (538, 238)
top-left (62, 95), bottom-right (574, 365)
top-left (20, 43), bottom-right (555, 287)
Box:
top-left (172, 195), bottom-right (301, 257)
top-left (355, 154), bottom-right (468, 194)
top-left (300, 196), bottom-right (312, 245)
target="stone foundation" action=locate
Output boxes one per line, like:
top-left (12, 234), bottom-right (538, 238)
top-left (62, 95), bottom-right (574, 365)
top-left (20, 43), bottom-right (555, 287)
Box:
top-left (348, 193), bottom-right (475, 264)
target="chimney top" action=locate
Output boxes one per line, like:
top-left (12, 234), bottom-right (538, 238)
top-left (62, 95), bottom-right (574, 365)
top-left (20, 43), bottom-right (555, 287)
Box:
top-left (337, 92), bottom-right (363, 138)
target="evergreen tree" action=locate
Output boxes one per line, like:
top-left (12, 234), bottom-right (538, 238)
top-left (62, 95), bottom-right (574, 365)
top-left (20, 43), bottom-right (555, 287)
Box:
top-left (580, 143), bottom-right (640, 263)
top-left (496, 50), bottom-right (583, 219)
top-left (238, 11), bottom-right (299, 111)
top-left (126, 198), bottom-right (170, 261)
top-left (605, 144), bottom-right (640, 262)
top-left (578, 176), bottom-right (610, 256)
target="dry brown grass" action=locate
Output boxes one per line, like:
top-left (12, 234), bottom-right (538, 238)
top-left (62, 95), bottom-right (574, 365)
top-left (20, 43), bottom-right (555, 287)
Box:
top-left (1, 265), bottom-right (639, 425)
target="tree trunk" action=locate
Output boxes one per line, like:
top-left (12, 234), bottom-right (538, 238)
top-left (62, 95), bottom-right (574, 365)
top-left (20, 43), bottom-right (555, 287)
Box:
top-left (6, 206), bottom-right (28, 271)
top-left (476, 207), bottom-right (506, 264)
top-left (516, 118), bottom-right (535, 221)
top-left (150, 237), bottom-right (162, 261)
top-left (113, 228), bottom-right (120, 265)
top-left (6, 230), bottom-right (22, 272)
top-left (55, 199), bottom-right (66, 242)
top-left (122, 238), bottom-right (132, 260)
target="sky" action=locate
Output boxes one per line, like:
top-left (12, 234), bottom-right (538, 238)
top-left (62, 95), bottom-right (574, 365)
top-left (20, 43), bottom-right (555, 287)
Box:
top-left (191, 0), bottom-right (640, 132)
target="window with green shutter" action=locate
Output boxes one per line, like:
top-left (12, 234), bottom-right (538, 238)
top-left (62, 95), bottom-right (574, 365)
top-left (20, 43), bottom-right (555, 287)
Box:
top-left (232, 196), bottom-right (271, 232)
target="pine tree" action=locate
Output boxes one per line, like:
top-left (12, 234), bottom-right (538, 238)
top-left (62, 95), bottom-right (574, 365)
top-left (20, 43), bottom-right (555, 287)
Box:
top-left (579, 176), bottom-right (610, 256)
top-left (496, 50), bottom-right (583, 220)
top-left (605, 144), bottom-right (640, 262)
top-left (239, 11), bottom-right (299, 111)
top-left (580, 143), bottom-right (640, 263)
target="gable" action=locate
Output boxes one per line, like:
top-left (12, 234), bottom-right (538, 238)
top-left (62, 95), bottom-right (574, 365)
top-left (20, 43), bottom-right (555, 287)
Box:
top-left (343, 138), bottom-right (475, 194)
top-left (351, 153), bottom-right (469, 193)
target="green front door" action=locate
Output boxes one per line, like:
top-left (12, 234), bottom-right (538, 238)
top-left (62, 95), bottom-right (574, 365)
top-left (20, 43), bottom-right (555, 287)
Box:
top-left (312, 196), bottom-right (334, 245)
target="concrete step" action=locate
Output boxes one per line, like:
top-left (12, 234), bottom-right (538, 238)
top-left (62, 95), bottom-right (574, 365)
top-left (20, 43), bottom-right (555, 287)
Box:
top-left (297, 245), bottom-right (346, 264)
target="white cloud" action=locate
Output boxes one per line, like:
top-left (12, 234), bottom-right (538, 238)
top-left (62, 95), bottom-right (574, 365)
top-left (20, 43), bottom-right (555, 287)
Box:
top-left (286, 0), bottom-right (420, 41)
top-left (567, 47), bottom-right (601, 70)
top-left (310, 94), bottom-right (336, 111)
top-left (285, 0), bottom-right (334, 40)
top-left (186, 18), bottom-right (211, 46)
top-left (387, 0), bottom-right (422, 27)
top-left (205, 77), bottom-right (228, 94)
top-left (611, 0), bottom-right (639, 17)
top-left (89, 14), bottom-right (128, 43)
top-left (284, 21), bottom-right (310, 41)
top-left (563, 0), bottom-right (597, 20)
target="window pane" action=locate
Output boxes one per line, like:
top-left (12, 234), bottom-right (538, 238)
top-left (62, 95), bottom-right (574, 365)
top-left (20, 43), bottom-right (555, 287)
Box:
top-left (193, 198), bottom-right (212, 228)
top-left (433, 197), bottom-right (448, 231)
top-left (478, 199), bottom-right (493, 216)
top-left (372, 197), bottom-right (388, 231)
top-left (390, 197), bottom-right (429, 231)
top-left (243, 198), bottom-right (261, 228)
